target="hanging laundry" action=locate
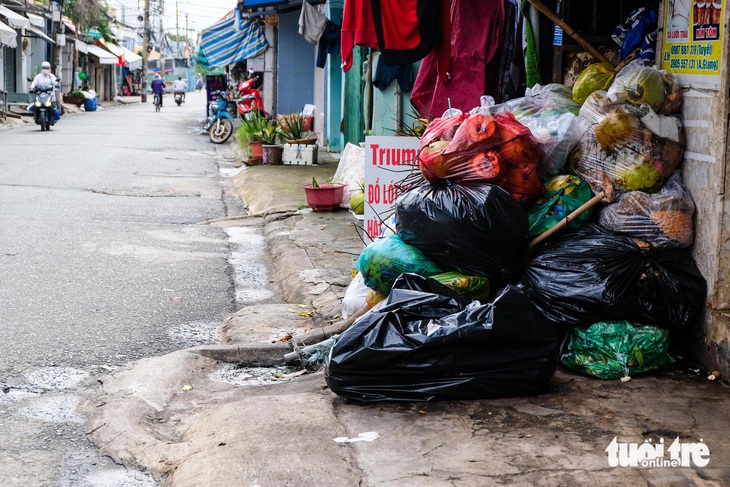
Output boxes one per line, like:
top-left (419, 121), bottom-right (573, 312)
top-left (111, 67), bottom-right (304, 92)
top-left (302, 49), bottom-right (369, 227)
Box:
top-left (496, 0), bottom-right (526, 103)
top-left (316, 20), bottom-right (341, 69)
top-left (299, 1), bottom-right (327, 44)
top-left (411, 0), bottom-right (505, 118)
top-left (341, 0), bottom-right (379, 72)
top-left (370, 0), bottom-right (441, 67)
top-left (373, 55), bottom-right (415, 93)
top-left (612, 6), bottom-right (659, 60)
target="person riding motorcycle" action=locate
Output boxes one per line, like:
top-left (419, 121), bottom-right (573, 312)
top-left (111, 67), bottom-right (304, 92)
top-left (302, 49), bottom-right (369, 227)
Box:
top-left (151, 73), bottom-right (165, 107)
top-left (29, 61), bottom-right (60, 120)
top-left (172, 76), bottom-right (187, 103)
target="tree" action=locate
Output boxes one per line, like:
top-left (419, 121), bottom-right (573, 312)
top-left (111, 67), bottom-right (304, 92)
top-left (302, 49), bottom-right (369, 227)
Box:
top-left (63, 0), bottom-right (113, 41)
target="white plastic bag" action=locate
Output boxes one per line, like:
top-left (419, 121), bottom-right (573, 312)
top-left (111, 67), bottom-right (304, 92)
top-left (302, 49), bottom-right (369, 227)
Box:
top-left (341, 272), bottom-right (370, 319)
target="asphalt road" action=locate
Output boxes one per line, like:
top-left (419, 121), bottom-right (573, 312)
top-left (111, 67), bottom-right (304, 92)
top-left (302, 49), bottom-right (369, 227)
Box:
top-left (0, 91), bottom-right (243, 486)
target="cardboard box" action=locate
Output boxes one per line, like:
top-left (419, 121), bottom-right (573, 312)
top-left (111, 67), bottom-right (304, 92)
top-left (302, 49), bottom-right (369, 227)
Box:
top-left (282, 143), bottom-right (318, 165)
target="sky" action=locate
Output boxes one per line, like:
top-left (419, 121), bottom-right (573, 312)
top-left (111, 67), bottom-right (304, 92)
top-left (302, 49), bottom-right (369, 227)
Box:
top-left (109, 0), bottom-right (237, 39)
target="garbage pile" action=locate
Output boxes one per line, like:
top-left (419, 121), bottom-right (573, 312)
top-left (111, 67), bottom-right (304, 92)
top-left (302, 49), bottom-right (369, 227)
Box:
top-left (326, 62), bottom-right (707, 401)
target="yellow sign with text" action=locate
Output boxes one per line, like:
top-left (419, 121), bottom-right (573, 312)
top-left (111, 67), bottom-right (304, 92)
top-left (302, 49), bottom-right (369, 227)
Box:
top-left (662, 0), bottom-right (724, 88)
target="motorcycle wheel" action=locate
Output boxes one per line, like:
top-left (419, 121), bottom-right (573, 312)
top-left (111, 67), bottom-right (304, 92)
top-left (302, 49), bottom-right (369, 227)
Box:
top-left (39, 112), bottom-right (48, 131)
top-left (209, 118), bottom-right (233, 144)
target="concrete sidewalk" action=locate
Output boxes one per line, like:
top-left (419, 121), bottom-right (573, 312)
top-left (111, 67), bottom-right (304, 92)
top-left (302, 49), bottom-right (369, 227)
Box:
top-left (83, 141), bottom-right (730, 486)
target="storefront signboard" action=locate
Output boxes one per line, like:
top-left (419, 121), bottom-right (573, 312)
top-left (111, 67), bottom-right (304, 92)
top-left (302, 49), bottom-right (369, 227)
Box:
top-left (662, 0), bottom-right (724, 89)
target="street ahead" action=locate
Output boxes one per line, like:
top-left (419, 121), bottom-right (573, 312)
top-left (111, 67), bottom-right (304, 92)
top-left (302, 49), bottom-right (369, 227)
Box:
top-left (0, 91), bottom-right (240, 486)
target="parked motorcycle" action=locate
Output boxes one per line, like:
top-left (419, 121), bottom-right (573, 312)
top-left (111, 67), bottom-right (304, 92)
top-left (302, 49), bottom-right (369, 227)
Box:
top-left (205, 90), bottom-right (235, 144)
top-left (174, 92), bottom-right (184, 106)
top-left (31, 86), bottom-right (58, 132)
top-left (237, 73), bottom-right (266, 120)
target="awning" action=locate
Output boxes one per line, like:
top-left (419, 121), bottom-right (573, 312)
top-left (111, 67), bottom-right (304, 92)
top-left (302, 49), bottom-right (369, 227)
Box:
top-left (75, 39), bottom-right (88, 53)
top-left (0, 5), bottom-right (29, 30)
top-left (0, 19), bottom-right (17, 48)
top-left (87, 44), bottom-right (118, 64)
top-left (62, 16), bottom-right (76, 34)
top-left (26, 25), bottom-right (54, 44)
top-left (199, 9), bottom-right (268, 67)
top-left (26, 13), bottom-right (46, 28)
top-left (98, 39), bottom-right (143, 69)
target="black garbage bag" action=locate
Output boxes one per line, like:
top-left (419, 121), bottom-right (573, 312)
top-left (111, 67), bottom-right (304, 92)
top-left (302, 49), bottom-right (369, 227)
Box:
top-left (396, 183), bottom-right (528, 283)
top-left (324, 274), bottom-right (561, 402)
top-left (521, 225), bottom-right (707, 331)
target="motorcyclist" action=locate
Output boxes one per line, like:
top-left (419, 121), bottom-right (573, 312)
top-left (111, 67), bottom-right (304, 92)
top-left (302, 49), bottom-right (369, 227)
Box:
top-left (29, 61), bottom-right (60, 120)
top-left (151, 73), bottom-right (165, 107)
top-left (30, 61), bottom-right (57, 92)
top-left (172, 76), bottom-right (187, 103)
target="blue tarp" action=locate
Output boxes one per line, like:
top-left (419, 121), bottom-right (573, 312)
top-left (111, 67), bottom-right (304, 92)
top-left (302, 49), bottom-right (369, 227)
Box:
top-left (199, 10), bottom-right (268, 68)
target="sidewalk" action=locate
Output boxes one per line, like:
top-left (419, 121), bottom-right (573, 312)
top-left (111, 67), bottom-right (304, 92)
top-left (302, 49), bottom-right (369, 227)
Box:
top-left (83, 140), bottom-right (730, 486)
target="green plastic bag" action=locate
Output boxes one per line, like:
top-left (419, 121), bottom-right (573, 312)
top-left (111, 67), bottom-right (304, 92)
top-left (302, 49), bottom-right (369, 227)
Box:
top-left (561, 321), bottom-right (675, 379)
top-left (430, 271), bottom-right (491, 302)
top-left (526, 175), bottom-right (594, 239)
top-left (357, 234), bottom-right (442, 295)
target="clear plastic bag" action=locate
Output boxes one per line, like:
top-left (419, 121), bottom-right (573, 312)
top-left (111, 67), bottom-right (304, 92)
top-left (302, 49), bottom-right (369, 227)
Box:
top-left (606, 66), bottom-right (667, 113)
top-left (572, 63), bottom-right (617, 104)
top-left (521, 113), bottom-right (587, 176)
top-left (568, 92), bottom-right (684, 195)
top-left (598, 173), bottom-right (695, 249)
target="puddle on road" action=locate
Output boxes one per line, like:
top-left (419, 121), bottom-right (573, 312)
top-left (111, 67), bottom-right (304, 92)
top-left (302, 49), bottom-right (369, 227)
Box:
top-left (225, 226), bottom-right (275, 307)
top-left (210, 363), bottom-right (304, 387)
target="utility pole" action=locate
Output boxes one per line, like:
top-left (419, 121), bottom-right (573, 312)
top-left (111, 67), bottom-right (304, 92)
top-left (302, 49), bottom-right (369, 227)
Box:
top-left (159, 1), bottom-right (165, 81)
top-left (141, 0), bottom-right (150, 102)
top-left (176, 0), bottom-right (180, 58)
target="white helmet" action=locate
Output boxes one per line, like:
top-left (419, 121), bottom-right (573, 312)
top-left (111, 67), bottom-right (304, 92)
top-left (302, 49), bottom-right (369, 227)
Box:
top-left (41, 61), bottom-right (51, 69)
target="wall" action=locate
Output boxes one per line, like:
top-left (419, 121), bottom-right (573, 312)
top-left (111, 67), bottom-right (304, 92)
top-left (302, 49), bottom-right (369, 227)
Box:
top-left (661, 7), bottom-right (730, 377)
top-left (276, 10), bottom-right (314, 117)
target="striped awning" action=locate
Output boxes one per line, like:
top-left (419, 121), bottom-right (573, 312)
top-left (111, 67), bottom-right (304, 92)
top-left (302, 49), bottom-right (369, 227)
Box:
top-left (0, 19), bottom-right (16, 48)
top-left (199, 10), bottom-right (268, 68)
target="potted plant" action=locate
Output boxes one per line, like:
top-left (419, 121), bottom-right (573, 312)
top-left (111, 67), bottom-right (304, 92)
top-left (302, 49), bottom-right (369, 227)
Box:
top-left (302, 177), bottom-right (347, 211)
top-left (63, 90), bottom-right (85, 107)
top-left (279, 113), bottom-right (317, 145)
top-left (256, 120), bottom-right (285, 165)
top-left (238, 112), bottom-right (266, 162)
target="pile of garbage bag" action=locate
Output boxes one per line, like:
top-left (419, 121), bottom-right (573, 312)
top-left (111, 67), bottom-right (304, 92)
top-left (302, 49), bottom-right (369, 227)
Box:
top-left (334, 59), bottom-right (706, 399)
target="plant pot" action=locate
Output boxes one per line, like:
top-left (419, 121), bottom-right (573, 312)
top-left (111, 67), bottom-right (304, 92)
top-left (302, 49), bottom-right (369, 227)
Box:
top-left (262, 144), bottom-right (284, 165)
top-left (303, 183), bottom-right (347, 211)
top-left (63, 95), bottom-right (84, 107)
top-left (250, 140), bottom-right (264, 158)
